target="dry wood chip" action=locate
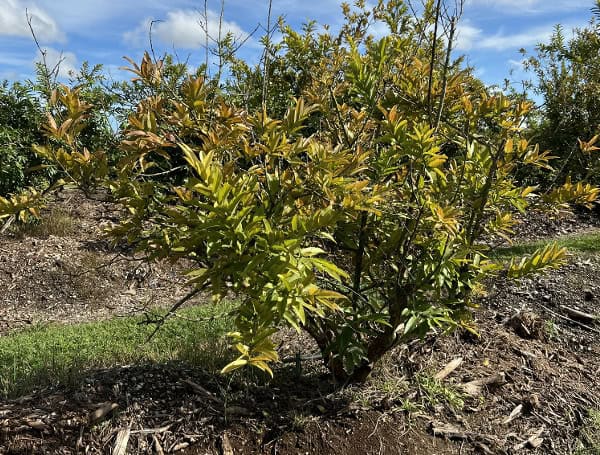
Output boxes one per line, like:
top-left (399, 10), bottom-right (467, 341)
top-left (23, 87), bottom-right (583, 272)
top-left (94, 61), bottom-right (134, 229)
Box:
top-left (460, 372), bottom-right (506, 396)
top-left (88, 402), bottom-right (118, 425)
top-left (502, 404), bottom-right (523, 425)
top-left (25, 419), bottom-right (49, 431)
top-left (529, 436), bottom-right (544, 448)
top-left (514, 427), bottom-right (545, 450)
top-left (222, 432), bottom-right (234, 455)
top-left (112, 428), bottom-right (131, 455)
top-left (434, 357), bottom-right (463, 380)
top-left (431, 422), bottom-right (464, 439)
top-left (170, 441), bottom-right (190, 452)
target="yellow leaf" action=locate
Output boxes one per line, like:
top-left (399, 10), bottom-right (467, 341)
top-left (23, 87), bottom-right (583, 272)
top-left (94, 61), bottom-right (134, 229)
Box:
top-left (221, 358), bottom-right (248, 374)
top-left (248, 360), bottom-right (274, 377)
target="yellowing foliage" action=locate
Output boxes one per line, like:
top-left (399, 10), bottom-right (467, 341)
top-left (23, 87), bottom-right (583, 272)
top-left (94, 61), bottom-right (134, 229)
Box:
top-left (13, 1), bottom-right (598, 382)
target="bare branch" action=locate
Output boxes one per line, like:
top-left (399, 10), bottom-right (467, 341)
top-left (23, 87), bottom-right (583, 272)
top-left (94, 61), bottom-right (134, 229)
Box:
top-left (26, 8), bottom-right (62, 100)
top-left (262, 0), bottom-right (274, 112)
top-left (149, 19), bottom-right (163, 64)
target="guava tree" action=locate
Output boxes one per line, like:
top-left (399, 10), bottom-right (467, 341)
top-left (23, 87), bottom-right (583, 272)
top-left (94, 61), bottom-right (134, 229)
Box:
top-left (7, 1), bottom-right (597, 382)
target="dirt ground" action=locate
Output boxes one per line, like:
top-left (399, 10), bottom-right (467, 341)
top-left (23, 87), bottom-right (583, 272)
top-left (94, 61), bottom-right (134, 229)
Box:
top-left (0, 191), bottom-right (599, 454)
top-left (0, 191), bottom-right (191, 335)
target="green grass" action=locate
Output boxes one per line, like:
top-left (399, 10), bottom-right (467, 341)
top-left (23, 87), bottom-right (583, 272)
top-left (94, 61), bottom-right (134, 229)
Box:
top-left (0, 303), bottom-right (233, 398)
top-left (416, 373), bottom-right (466, 411)
top-left (490, 231), bottom-right (600, 259)
top-left (575, 409), bottom-right (600, 455)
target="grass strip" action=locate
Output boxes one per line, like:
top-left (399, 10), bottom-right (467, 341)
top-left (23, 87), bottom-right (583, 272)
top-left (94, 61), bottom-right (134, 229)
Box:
top-left (489, 231), bottom-right (600, 259)
top-left (0, 303), bottom-right (233, 398)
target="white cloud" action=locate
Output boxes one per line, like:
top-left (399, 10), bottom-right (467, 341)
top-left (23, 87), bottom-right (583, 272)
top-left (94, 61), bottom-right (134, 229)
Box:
top-left (0, 70), bottom-right (20, 80)
top-left (477, 25), bottom-right (554, 51)
top-left (455, 22), bottom-right (581, 52)
top-left (508, 58), bottom-right (526, 69)
top-left (0, 52), bottom-right (31, 67)
top-left (0, 0), bottom-right (65, 42)
top-left (124, 9), bottom-right (250, 49)
top-left (455, 23), bottom-right (482, 51)
top-left (466, 0), bottom-right (539, 9)
top-left (35, 47), bottom-right (78, 78)
top-left (465, 0), bottom-right (590, 13)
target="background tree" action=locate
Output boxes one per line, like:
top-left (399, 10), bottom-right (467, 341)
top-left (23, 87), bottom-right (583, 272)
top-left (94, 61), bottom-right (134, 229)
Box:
top-left (0, 81), bottom-right (48, 196)
top-left (522, 2), bottom-right (600, 184)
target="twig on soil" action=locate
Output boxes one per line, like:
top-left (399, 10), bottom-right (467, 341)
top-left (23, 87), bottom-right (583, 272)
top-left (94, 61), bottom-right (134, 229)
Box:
top-left (532, 411), bottom-right (553, 426)
top-left (429, 421), bottom-right (497, 451)
top-left (153, 435), bottom-right (165, 455)
top-left (131, 425), bottom-right (172, 435)
top-left (0, 215), bottom-right (15, 234)
top-left (560, 305), bottom-right (597, 324)
top-left (540, 304), bottom-right (600, 334)
top-left (63, 252), bottom-right (145, 280)
top-left (180, 378), bottom-right (223, 406)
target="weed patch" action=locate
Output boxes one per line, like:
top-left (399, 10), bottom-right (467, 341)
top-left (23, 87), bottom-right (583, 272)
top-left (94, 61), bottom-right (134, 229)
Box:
top-left (416, 373), bottom-right (466, 411)
top-left (576, 409), bottom-right (600, 455)
top-left (12, 207), bottom-right (75, 238)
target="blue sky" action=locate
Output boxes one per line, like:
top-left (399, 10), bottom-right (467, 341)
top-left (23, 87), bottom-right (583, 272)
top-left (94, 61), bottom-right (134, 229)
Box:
top-left (0, 0), bottom-right (595, 90)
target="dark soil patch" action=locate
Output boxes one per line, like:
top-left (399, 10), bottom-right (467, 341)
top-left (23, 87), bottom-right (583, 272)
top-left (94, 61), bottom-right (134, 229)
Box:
top-left (511, 205), bottom-right (600, 242)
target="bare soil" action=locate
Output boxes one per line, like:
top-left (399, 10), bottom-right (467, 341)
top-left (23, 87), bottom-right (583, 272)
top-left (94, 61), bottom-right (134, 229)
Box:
top-left (0, 191), bottom-right (191, 335)
top-left (0, 191), bottom-right (599, 454)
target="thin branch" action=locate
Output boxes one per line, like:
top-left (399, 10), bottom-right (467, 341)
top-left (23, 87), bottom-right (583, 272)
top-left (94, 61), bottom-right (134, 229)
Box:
top-left (261, 0), bottom-right (274, 113)
top-left (204, 0), bottom-right (209, 76)
top-left (539, 304), bottom-right (600, 335)
top-left (26, 9), bottom-right (62, 101)
top-left (216, 0), bottom-right (225, 85)
top-left (149, 20), bottom-right (162, 64)
top-left (143, 285), bottom-right (206, 342)
top-left (0, 216), bottom-right (15, 235)
top-left (139, 165), bottom-right (186, 178)
top-left (426, 0), bottom-right (442, 127)
top-left (434, 15), bottom-right (458, 132)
